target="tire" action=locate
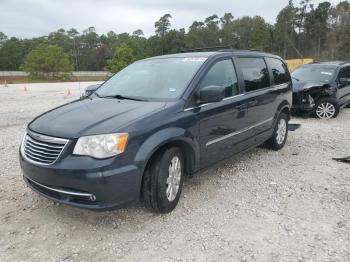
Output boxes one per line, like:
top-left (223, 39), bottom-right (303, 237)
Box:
top-left (142, 147), bottom-right (184, 213)
top-left (314, 98), bottom-right (339, 119)
top-left (265, 112), bottom-right (288, 151)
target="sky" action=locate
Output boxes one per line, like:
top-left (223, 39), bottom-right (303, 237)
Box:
top-left (0, 0), bottom-right (341, 39)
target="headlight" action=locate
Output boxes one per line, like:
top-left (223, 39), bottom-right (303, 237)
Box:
top-left (73, 133), bottom-right (128, 159)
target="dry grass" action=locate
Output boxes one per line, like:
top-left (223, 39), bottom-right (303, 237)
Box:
top-left (0, 75), bottom-right (107, 84)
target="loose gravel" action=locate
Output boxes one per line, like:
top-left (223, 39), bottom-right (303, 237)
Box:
top-left (0, 82), bottom-right (350, 262)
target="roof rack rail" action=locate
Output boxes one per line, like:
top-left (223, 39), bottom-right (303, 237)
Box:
top-left (180, 45), bottom-right (234, 53)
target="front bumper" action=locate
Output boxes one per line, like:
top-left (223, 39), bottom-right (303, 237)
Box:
top-left (292, 92), bottom-right (315, 111)
top-left (19, 152), bottom-right (143, 210)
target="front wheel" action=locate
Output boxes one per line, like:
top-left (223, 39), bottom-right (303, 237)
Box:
top-left (142, 147), bottom-right (184, 213)
top-left (265, 112), bottom-right (288, 151)
top-left (315, 98), bottom-right (339, 119)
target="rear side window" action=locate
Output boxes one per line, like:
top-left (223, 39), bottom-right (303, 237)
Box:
top-left (266, 57), bottom-right (290, 85)
top-left (237, 57), bottom-right (270, 92)
top-left (199, 59), bottom-right (239, 98)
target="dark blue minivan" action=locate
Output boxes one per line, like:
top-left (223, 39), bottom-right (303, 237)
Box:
top-left (20, 50), bottom-right (292, 213)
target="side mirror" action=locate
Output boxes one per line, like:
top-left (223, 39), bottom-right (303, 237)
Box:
top-left (197, 85), bottom-right (225, 104)
top-left (81, 84), bottom-right (100, 98)
top-left (339, 77), bottom-right (349, 86)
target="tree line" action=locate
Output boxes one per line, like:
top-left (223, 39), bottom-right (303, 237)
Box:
top-left (0, 0), bottom-right (349, 76)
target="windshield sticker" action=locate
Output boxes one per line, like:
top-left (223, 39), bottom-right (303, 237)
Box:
top-left (183, 57), bottom-right (207, 62)
top-left (169, 88), bottom-right (177, 92)
top-left (321, 72), bottom-right (333, 75)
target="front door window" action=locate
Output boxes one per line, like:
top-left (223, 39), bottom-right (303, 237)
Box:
top-left (199, 59), bottom-right (239, 98)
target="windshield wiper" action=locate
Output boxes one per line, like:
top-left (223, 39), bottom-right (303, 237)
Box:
top-left (97, 93), bottom-right (147, 101)
top-left (291, 76), bottom-right (300, 82)
top-left (114, 94), bottom-right (147, 101)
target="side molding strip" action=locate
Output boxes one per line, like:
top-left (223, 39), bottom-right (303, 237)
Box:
top-left (206, 117), bottom-right (273, 147)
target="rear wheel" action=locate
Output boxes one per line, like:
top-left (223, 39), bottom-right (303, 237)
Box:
top-left (315, 98), bottom-right (339, 119)
top-left (142, 147), bottom-right (184, 213)
top-left (265, 112), bottom-right (288, 151)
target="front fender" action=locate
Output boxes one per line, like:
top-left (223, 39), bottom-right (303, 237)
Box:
top-left (134, 127), bottom-right (199, 172)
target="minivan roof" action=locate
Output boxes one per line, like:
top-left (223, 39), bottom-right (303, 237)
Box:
top-left (144, 50), bottom-right (281, 61)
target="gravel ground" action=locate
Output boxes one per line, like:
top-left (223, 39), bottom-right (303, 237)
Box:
top-left (0, 82), bottom-right (350, 262)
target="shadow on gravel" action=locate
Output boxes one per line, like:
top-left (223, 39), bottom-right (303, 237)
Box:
top-left (288, 123), bottom-right (301, 131)
top-left (333, 156), bottom-right (350, 164)
top-left (291, 111), bottom-right (314, 119)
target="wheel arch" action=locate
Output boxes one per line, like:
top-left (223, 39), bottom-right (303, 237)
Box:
top-left (134, 128), bottom-right (199, 177)
top-left (275, 101), bottom-right (291, 122)
top-left (314, 95), bottom-right (340, 106)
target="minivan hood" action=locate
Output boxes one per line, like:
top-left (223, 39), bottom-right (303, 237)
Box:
top-left (29, 98), bottom-right (166, 138)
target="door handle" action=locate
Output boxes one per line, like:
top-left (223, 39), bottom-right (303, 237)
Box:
top-left (247, 99), bottom-right (258, 107)
top-left (235, 103), bottom-right (247, 110)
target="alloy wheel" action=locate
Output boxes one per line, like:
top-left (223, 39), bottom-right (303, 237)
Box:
top-left (316, 102), bottom-right (336, 119)
top-left (166, 156), bottom-right (182, 202)
top-left (276, 118), bottom-right (287, 145)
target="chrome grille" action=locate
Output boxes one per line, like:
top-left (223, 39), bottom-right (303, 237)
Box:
top-left (21, 131), bottom-right (68, 165)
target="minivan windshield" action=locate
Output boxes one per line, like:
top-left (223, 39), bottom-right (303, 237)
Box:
top-left (291, 65), bottom-right (336, 83)
top-left (95, 57), bottom-right (207, 100)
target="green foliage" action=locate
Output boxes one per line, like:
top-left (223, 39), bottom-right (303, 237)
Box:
top-left (155, 14), bottom-right (173, 54)
top-left (155, 14), bottom-right (172, 37)
top-left (329, 1), bottom-right (350, 59)
top-left (1, 1), bottom-right (350, 72)
top-left (0, 37), bottom-right (25, 70)
top-left (220, 13), bottom-right (235, 45)
top-left (230, 16), bottom-right (272, 51)
top-left (104, 43), bottom-right (136, 72)
top-left (274, 1), bottom-right (298, 58)
top-left (21, 44), bottom-right (73, 80)
top-left (0, 32), bottom-right (7, 46)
